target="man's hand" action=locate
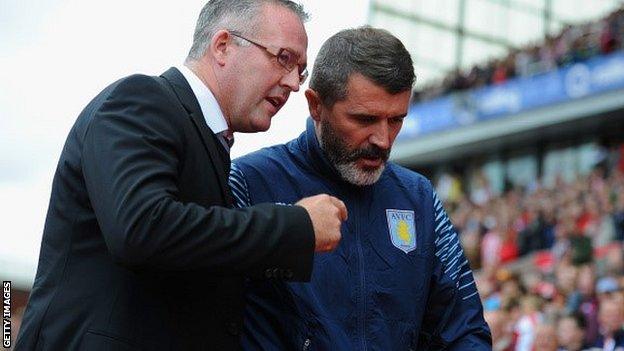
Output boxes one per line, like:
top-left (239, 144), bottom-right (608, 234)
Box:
top-left (295, 194), bottom-right (347, 252)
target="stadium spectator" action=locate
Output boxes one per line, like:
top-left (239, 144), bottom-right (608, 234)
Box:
top-left (413, 5), bottom-right (624, 102)
top-left (439, 142), bottom-right (624, 350)
top-left (414, 5), bottom-right (624, 347)
top-left (514, 294), bottom-right (544, 351)
top-left (566, 265), bottom-right (600, 341)
top-left (533, 322), bottom-right (559, 351)
top-left (593, 298), bottom-right (624, 349)
top-left (485, 309), bottom-right (514, 351)
top-left (556, 313), bottom-right (590, 351)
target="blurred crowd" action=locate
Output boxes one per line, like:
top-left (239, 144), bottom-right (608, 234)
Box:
top-left (436, 143), bottom-right (624, 350)
top-left (413, 5), bottom-right (624, 102)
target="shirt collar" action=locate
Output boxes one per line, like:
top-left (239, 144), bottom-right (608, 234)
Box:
top-left (177, 65), bottom-right (229, 135)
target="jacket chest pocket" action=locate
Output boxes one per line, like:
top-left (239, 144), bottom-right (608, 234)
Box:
top-left (367, 211), bottom-right (433, 271)
top-left (367, 217), bottom-right (433, 322)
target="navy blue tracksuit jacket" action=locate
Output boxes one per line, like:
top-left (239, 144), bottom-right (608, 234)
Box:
top-left (229, 119), bottom-right (491, 350)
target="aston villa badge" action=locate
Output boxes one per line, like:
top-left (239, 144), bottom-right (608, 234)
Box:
top-left (385, 209), bottom-right (416, 254)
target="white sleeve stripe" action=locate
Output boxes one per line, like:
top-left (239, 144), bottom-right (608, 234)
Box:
top-left (441, 244), bottom-right (461, 262)
top-left (435, 230), bottom-right (455, 246)
top-left (229, 179), bottom-right (248, 198)
top-left (459, 269), bottom-right (472, 279)
top-left (229, 179), bottom-right (245, 195)
top-left (435, 209), bottom-right (445, 221)
top-left (436, 235), bottom-right (458, 257)
top-left (439, 241), bottom-right (459, 260)
top-left (435, 217), bottom-right (449, 231)
top-left (231, 192), bottom-right (248, 208)
top-left (230, 187), bottom-right (249, 204)
top-left (228, 177), bottom-right (246, 190)
top-left (436, 224), bottom-right (454, 241)
top-left (462, 291), bottom-right (479, 300)
top-left (230, 189), bottom-right (246, 200)
top-left (435, 235), bottom-right (453, 249)
top-left (450, 260), bottom-right (469, 280)
top-left (443, 255), bottom-right (461, 274)
top-left (442, 223), bottom-right (454, 233)
top-left (459, 279), bottom-right (475, 290)
top-left (432, 190), bottom-right (479, 300)
top-left (229, 164), bottom-right (251, 208)
top-left (452, 259), bottom-right (472, 281)
top-left (433, 195), bottom-right (442, 206)
top-left (439, 240), bottom-right (459, 259)
top-left (230, 189), bottom-right (249, 207)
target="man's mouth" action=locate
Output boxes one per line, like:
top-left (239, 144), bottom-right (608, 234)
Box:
top-left (348, 146), bottom-right (389, 167)
top-left (265, 96), bottom-right (285, 111)
top-left (359, 157), bottom-right (384, 168)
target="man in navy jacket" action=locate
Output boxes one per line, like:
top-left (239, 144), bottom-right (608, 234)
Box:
top-left (230, 27), bottom-right (491, 350)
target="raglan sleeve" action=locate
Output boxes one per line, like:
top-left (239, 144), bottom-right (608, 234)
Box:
top-left (417, 190), bottom-right (492, 350)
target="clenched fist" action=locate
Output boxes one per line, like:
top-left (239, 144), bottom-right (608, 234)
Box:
top-left (295, 194), bottom-right (347, 252)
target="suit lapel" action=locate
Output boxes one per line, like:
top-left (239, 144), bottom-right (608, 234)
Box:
top-left (160, 67), bottom-right (233, 205)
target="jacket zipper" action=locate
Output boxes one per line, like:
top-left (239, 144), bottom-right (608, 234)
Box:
top-left (302, 337), bottom-right (311, 350)
top-left (354, 193), bottom-right (367, 351)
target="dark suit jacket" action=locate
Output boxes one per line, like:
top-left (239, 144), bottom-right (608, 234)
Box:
top-left (15, 68), bottom-right (315, 350)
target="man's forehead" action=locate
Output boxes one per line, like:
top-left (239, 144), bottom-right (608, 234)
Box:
top-left (255, 4), bottom-right (308, 58)
top-left (344, 102), bottom-right (409, 117)
top-left (341, 75), bottom-right (410, 113)
top-left (345, 74), bottom-right (390, 95)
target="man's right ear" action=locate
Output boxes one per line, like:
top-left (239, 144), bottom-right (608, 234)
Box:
top-left (209, 30), bottom-right (233, 66)
top-left (305, 89), bottom-right (322, 121)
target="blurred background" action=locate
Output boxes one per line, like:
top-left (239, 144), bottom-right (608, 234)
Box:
top-left (2, 1), bottom-right (624, 349)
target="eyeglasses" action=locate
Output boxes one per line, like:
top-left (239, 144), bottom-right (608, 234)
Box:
top-left (230, 32), bottom-right (308, 85)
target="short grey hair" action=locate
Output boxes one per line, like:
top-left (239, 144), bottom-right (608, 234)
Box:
top-left (310, 26), bottom-right (415, 107)
top-left (187, 0), bottom-right (309, 60)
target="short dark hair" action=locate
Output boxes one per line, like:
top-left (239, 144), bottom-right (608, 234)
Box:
top-left (309, 26), bottom-right (415, 107)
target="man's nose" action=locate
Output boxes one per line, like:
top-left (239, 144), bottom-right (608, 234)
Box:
top-left (369, 122), bottom-right (391, 150)
top-left (280, 68), bottom-right (301, 92)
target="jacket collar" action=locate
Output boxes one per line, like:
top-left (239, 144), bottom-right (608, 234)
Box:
top-left (160, 67), bottom-right (232, 204)
top-left (161, 67), bottom-right (204, 118)
top-left (176, 65), bottom-right (229, 135)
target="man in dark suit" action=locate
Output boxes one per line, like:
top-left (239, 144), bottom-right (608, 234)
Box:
top-left (15, 0), bottom-right (346, 350)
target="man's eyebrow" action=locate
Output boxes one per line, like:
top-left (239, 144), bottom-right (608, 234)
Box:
top-left (282, 45), bottom-right (303, 57)
top-left (348, 112), bottom-right (408, 119)
top-left (348, 112), bottom-right (377, 118)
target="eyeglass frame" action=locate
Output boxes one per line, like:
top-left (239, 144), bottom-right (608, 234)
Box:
top-left (229, 31), bottom-right (308, 85)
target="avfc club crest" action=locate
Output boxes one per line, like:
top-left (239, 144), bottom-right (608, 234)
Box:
top-left (385, 209), bottom-right (416, 254)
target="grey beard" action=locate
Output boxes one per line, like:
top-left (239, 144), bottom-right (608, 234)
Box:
top-left (317, 120), bottom-right (388, 186)
top-left (333, 162), bottom-right (386, 186)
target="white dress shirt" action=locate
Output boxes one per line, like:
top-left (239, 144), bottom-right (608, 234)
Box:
top-left (177, 65), bottom-right (229, 136)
